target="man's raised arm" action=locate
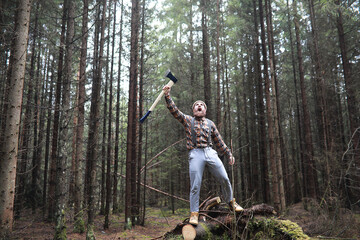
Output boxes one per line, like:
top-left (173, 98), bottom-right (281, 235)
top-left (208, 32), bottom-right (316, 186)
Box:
top-left (163, 85), bottom-right (188, 125)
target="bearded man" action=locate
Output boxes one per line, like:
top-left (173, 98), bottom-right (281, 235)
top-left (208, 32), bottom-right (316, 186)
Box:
top-left (163, 85), bottom-right (243, 225)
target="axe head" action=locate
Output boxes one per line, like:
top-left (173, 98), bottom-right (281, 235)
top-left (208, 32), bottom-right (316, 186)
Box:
top-left (164, 69), bottom-right (178, 83)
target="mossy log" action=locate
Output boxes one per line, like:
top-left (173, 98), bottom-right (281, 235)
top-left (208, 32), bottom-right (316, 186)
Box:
top-left (163, 198), bottom-right (310, 240)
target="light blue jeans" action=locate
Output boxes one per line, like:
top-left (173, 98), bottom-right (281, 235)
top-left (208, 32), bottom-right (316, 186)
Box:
top-left (188, 147), bottom-right (233, 212)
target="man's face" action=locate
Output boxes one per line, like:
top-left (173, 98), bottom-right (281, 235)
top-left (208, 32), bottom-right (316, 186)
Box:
top-left (193, 101), bottom-right (207, 118)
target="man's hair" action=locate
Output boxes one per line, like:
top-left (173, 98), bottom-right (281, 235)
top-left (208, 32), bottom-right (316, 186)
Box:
top-left (192, 100), bottom-right (207, 110)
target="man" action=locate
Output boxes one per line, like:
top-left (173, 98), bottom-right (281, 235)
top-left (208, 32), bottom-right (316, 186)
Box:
top-left (163, 85), bottom-right (243, 225)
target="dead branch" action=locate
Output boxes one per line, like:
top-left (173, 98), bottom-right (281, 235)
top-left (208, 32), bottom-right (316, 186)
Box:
top-left (119, 174), bottom-right (189, 203)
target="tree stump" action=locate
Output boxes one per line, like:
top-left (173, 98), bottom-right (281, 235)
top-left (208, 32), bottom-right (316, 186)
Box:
top-left (162, 197), bottom-right (310, 240)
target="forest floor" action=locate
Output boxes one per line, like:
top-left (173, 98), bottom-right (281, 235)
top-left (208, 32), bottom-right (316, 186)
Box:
top-left (11, 201), bottom-right (360, 240)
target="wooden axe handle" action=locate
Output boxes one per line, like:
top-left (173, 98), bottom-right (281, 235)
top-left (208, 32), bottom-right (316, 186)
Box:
top-left (149, 80), bottom-right (174, 111)
top-left (139, 80), bottom-right (175, 123)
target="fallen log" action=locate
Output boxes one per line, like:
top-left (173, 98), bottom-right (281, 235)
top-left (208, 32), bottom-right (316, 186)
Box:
top-left (161, 197), bottom-right (310, 240)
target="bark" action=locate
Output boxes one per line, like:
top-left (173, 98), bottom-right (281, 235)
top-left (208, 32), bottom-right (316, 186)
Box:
top-left (31, 46), bottom-right (42, 213)
top-left (238, 60), bottom-right (252, 199)
top-left (235, 79), bottom-right (244, 201)
top-left (293, 3), bottom-right (315, 201)
top-left (104, 0), bottom-right (117, 229)
top-left (48, 0), bottom-right (67, 221)
top-left (113, 0), bottom-right (124, 214)
top-left (253, 0), bottom-right (269, 203)
top-left (28, 1), bottom-right (41, 214)
top-left (137, 0), bottom-right (146, 226)
top-left (54, 0), bottom-right (74, 236)
top-left (16, 0), bottom-right (38, 216)
top-left (265, 0), bottom-right (286, 211)
top-left (100, 19), bottom-right (109, 214)
top-left (164, 198), bottom-right (279, 240)
top-left (224, 43), bottom-right (231, 144)
top-left (335, 0), bottom-right (360, 205)
top-left (215, 0), bottom-right (221, 126)
top-left (84, 0), bottom-right (99, 211)
top-left (70, 78), bottom-right (78, 205)
top-left (287, 0), bottom-right (303, 203)
top-left (201, 0), bottom-right (212, 120)
top-left (241, 60), bottom-right (250, 200)
top-left (0, 0), bottom-right (31, 236)
top-left (164, 196), bottom-right (308, 239)
top-left (306, 0), bottom-right (321, 199)
top-left (43, 59), bottom-right (55, 217)
top-left (38, 51), bottom-right (50, 213)
top-left (308, 0), bottom-right (330, 199)
top-left (188, 1), bottom-right (195, 102)
top-left (247, 54), bottom-right (259, 200)
top-left (85, 0), bottom-right (106, 235)
top-left (258, 0), bottom-right (281, 211)
top-left (73, 0), bottom-right (88, 221)
top-left (125, 0), bottom-right (140, 228)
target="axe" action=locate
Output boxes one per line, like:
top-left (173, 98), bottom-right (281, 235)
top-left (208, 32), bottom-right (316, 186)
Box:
top-left (139, 70), bottom-right (178, 123)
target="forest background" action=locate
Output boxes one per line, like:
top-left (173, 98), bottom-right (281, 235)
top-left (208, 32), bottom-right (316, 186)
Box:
top-left (0, 0), bottom-right (359, 239)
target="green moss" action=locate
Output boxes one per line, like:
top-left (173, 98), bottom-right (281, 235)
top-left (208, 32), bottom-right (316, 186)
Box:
top-left (162, 233), bottom-right (183, 240)
top-left (86, 224), bottom-right (96, 240)
top-left (199, 222), bottom-right (212, 239)
top-left (219, 233), bottom-right (232, 240)
top-left (54, 209), bottom-right (67, 240)
top-left (74, 216), bottom-right (85, 234)
top-left (248, 217), bottom-right (310, 240)
top-left (277, 219), bottom-right (310, 239)
top-left (124, 217), bottom-right (132, 230)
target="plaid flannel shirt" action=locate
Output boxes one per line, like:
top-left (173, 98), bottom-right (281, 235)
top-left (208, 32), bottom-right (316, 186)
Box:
top-left (165, 94), bottom-right (232, 158)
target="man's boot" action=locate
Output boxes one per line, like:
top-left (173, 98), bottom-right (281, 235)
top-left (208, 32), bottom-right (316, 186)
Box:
top-left (229, 198), bottom-right (244, 212)
top-left (189, 212), bottom-right (199, 225)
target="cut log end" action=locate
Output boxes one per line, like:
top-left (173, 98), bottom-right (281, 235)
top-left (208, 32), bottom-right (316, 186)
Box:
top-left (182, 224), bottom-right (196, 240)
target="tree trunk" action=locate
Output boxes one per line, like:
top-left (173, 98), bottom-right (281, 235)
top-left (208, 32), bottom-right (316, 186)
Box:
top-left (293, 2), bottom-right (316, 202)
top-left (287, 0), bottom-right (303, 203)
top-left (100, 24), bottom-right (109, 215)
top-left (308, 0), bottom-right (328, 199)
top-left (38, 51), bottom-right (50, 213)
top-left (16, 0), bottom-right (38, 217)
top-left (258, 0), bottom-right (280, 211)
top-left (27, 1), bottom-right (41, 214)
top-left (188, 1), bottom-right (196, 102)
top-left (264, 0), bottom-right (286, 211)
top-left (125, 0), bottom-right (140, 228)
top-left (104, 0), bottom-right (117, 229)
top-left (31, 47), bottom-right (42, 213)
top-left (85, 0), bottom-right (106, 238)
top-left (113, 0), bottom-right (124, 214)
top-left (242, 59), bottom-right (251, 200)
top-left (0, 0), bottom-right (31, 236)
top-left (137, 0), bottom-right (146, 226)
top-left (335, 0), bottom-right (360, 206)
top-left (201, 0), bottom-right (212, 120)
top-left (43, 58), bottom-right (55, 217)
top-left (48, 0), bottom-right (67, 221)
top-left (235, 77), bottom-right (244, 201)
top-left (253, 0), bottom-right (269, 204)
top-left (73, 0), bottom-right (88, 224)
top-left (215, 0), bottom-right (221, 126)
top-left (54, 0), bottom-right (74, 237)
top-left (224, 43), bottom-right (232, 144)
top-left (163, 198), bottom-right (295, 240)
top-left (306, 0), bottom-right (321, 199)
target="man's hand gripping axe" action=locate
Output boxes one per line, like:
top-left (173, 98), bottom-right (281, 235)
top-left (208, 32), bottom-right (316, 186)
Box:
top-left (139, 70), bottom-right (178, 123)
